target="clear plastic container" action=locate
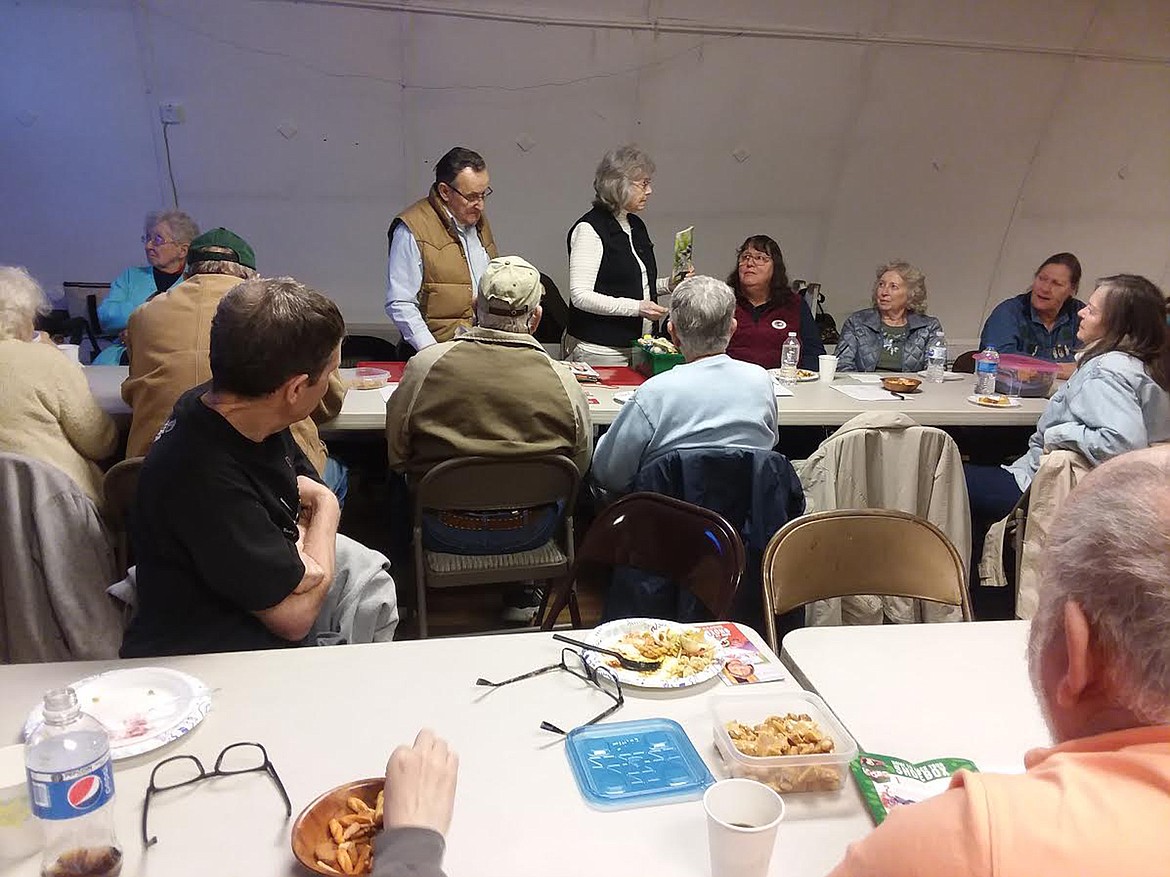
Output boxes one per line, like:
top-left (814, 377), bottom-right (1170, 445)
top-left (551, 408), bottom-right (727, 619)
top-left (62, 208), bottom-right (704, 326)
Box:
top-left (994, 354), bottom-right (1060, 398)
top-left (351, 366), bottom-right (390, 390)
top-left (710, 689), bottom-right (857, 812)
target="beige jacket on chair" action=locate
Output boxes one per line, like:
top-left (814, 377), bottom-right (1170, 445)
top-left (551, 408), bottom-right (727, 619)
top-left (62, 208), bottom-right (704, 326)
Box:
top-left (795, 411), bottom-right (970, 624)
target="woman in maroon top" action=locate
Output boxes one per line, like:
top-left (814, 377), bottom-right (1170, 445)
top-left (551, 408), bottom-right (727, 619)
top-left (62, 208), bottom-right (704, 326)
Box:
top-left (725, 235), bottom-right (824, 370)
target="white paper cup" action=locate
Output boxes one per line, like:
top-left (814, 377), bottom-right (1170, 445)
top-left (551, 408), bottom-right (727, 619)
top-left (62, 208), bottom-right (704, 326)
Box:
top-left (818, 354), bottom-right (838, 382)
top-left (56, 343), bottom-right (81, 365)
top-left (704, 778), bottom-right (785, 877)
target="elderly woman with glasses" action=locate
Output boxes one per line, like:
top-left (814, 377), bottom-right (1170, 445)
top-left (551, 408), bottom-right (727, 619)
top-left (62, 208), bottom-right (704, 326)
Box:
top-left (835, 260), bottom-right (943, 373)
top-left (0, 266), bottom-right (117, 507)
top-left (93, 209), bottom-right (200, 364)
top-left (726, 234), bottom-right (824, 370)
top-left (565, 145), bottom-right (684, 366)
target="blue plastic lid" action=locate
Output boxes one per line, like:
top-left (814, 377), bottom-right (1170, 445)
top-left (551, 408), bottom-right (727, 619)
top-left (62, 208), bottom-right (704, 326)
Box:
top-left (564, 718), bottom-right (714, 810)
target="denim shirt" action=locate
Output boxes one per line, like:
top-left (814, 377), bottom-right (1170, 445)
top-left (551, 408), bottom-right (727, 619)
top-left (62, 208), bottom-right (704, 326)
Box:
top-left (835, 309), bottom-right (942, 373)
top-left (979, 292), bottom-right (1084, 361)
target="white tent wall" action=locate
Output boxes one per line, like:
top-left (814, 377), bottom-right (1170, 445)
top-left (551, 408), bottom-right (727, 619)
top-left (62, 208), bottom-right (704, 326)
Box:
top-left (2, 0), bottom-right (1168, 348)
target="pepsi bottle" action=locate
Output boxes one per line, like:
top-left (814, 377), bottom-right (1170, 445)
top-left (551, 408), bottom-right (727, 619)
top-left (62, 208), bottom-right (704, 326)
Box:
top-left (25, 688), bottom-right (122, 877)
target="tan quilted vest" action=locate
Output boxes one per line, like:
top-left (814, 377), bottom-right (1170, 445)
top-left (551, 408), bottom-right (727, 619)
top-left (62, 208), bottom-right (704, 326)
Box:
top-left (395, 188), bottom-right (498, 343)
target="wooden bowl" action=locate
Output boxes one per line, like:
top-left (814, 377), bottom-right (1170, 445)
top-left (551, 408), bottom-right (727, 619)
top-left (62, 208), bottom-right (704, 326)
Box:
top-left (881, 376), bottom-right (922, 394)
top-left (291, 777), bottom-right (383, 875)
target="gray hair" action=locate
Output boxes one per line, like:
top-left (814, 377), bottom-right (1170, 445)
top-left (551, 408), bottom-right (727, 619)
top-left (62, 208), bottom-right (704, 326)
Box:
top-left (0, 266), bottom-right (50, 341)
top-left (871, 260), bottom-right (928, 314)
top-left (1029, 446), bottom-right (1170, 725)
top-left (592, 145), bottom-right (655, 214)
top-left (144, 209), bottom-right (200, 244)
top-left (187, 260), bottom-right (258, 280)
top-left (668, 275), bottom-right (735, 359)
top-left (474, 296), bottom-right (536, 334)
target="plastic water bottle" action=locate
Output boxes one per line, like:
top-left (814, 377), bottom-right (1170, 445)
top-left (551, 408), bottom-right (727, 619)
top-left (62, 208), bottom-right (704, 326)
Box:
top-left (925, 331), bottom-right (948, 383)
top-left (974, 345), bottom-right (999, 395)
top-left (25, 689), bottom-right (122, 877)
top-left (780, 332), bottom-right (801, 385)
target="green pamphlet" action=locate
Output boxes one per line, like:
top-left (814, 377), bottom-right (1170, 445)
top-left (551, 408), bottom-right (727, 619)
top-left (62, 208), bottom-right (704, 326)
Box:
top-left (851, 751), bottom-right (978, 825)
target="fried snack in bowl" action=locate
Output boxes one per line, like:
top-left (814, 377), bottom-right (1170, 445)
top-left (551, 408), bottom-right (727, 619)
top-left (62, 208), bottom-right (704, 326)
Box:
top-left (880, 376), bottom-right (921, 394)
top-left (292, 777), bottom-right (384, 875)
top-left (725, 713), bottom-right (843, 793)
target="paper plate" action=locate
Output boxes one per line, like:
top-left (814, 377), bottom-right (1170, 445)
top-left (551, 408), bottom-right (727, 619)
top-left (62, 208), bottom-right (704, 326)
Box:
top-left (584, 618), bottom-right (724, 690)
top-left (613, 391), bottom-right (636, 404)
top-left (23, 667), bottom-right (212, 760)
top-left (916, 370), bottom-right (966, 382)
top-left (967, 394), bottom-right (1021, 409)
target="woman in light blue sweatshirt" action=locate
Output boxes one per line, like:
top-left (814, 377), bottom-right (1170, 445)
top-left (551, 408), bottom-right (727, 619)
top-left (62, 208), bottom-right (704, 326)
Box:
top-left (966, 274), bottom-right (1170, 604)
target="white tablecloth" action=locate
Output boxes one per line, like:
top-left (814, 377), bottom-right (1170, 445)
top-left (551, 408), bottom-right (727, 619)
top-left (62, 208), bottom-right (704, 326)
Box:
top-left (85, 366), bottom-right (1048, 431)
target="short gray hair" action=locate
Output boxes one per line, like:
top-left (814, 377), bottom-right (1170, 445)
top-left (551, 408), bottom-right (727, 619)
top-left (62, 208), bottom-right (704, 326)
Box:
top-left (0, 266), bottom-right (50, 341)
top-left (144, 209), bottom-right (199, 244)
top-left (871, 260), bottom-right (928, 314)
top-left (187, 260), bottom-right (258, 280)
top-left (592, 145), bottom-right (655, 214)
top-left (1029, 446), bottom-right (1170, 725)
top-left (669, 276), bottom-right (735, 359)
top-left (474, 296), bottom-right (535, 334)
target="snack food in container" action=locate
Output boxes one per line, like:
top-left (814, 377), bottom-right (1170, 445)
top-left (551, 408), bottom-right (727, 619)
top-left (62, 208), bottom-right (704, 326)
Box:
top-left (710, 689), bottom-right (857, 818)
top-left (632, 335), bottom-right (686, 377)
top-left (351, 367), bottom-right (391, 390)
top-left (994, 354), bottom-right (1059, 398)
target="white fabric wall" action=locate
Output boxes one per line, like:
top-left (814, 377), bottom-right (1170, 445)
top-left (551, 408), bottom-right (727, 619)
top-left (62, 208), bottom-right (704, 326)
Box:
top-left (2, 0), bottom-right (1168, 347)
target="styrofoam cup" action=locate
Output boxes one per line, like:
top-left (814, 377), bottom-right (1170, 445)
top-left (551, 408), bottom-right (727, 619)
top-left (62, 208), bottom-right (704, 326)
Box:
top-left (704, 778), bottom-right (785, 877)
top-left (56, 343), bottom-right (81, 365)
top-left (818, 354), bottom-right (838, 382)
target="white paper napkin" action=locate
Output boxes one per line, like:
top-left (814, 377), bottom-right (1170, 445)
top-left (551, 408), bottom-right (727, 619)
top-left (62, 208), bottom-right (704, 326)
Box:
top-left (832, 385), bottom-right (899, 401)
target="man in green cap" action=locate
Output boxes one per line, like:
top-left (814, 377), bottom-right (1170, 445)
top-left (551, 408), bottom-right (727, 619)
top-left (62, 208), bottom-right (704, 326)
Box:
top-left (121, 227), bottom-right (349, 499)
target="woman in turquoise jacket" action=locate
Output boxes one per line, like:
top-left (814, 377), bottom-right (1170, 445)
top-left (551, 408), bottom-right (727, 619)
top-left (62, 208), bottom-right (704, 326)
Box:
top-left (92, 209), bottom-right (198, 364)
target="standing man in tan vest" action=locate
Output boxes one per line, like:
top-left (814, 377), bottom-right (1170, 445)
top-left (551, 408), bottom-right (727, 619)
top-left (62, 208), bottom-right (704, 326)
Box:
top-left (385, 147), bottom-right (499, 353)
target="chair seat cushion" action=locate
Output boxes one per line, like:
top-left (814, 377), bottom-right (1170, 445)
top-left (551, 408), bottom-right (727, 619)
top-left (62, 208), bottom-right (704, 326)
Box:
top-left (425, 539), bottom-right (566, 574)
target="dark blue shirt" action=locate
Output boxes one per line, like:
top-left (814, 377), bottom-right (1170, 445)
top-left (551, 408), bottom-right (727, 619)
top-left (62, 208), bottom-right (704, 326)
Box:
top-left (979, 292), bottom-right (1084, 362)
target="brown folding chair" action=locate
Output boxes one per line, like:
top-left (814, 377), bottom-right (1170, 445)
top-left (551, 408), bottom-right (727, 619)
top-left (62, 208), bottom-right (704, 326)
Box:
top-left (103, 456), bottom-right (145, 579)
top-left (411, 455), bottom-right (580, 638)
top-left (951, 350), bottom-right (978, 374)
top-left (762, 509), bottom-right (972, 651)
top-left (539, 492), bottom-right (745, 630)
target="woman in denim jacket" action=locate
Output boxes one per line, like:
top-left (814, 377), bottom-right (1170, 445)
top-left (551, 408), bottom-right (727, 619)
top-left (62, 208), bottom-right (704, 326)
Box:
top-left (835, 260), bottom-right (943, 373)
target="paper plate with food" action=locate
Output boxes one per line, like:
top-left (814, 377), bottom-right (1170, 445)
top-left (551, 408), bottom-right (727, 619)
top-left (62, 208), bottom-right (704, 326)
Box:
top-left (967, 394), bottom-right (1021, 409)
top-left (584, 618), bottom-right (724, 689)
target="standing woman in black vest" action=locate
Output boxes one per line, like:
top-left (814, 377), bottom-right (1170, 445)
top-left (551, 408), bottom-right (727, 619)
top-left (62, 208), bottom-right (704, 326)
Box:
top-left (565, 145), bottom-right (677, 365)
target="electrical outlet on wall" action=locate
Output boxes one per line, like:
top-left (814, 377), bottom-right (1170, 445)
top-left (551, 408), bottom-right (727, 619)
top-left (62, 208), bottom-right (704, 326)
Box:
top-left (159, 101), bottom-right (186, 124)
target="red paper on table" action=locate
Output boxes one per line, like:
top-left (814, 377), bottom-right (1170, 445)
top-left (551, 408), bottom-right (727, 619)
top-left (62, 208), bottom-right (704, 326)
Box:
top-left (594, 366), bottom-right (646, 386)
top-left (355, 362), bottom-right (408, 381)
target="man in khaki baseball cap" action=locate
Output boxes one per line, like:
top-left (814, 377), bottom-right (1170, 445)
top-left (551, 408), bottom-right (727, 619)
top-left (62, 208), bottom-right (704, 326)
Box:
top-left (385, 255), bottom-right (593, 626)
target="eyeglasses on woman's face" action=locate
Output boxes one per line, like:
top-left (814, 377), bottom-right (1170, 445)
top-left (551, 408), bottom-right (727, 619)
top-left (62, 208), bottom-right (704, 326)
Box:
top-left (630, 178), bottom-right (652, 192)
top-left (738, 251), bottom-right (771, 267)
top-left (141, 233), bottom-right (179, 248)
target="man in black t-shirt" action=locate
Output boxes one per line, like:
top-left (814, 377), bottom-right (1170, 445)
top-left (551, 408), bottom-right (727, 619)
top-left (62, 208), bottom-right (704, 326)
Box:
top-left (121, 277), bottom-right (346, 657)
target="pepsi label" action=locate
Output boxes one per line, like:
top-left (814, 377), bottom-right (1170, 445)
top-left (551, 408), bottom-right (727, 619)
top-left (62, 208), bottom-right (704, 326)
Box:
top-left (27, 754), bottom-right (115, 821)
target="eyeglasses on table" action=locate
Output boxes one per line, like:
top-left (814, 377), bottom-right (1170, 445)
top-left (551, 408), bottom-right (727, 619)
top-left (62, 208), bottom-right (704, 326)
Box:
top-left (476, 647), bottom-right (624, 735)
top-left (141, 741), bottom-right (291, 848)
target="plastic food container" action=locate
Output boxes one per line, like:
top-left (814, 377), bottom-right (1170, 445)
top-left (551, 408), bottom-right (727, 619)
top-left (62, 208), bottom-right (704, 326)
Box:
top-left (710, 690), bottom-right (857, 809)
top-left (564, 718), bottom-right (714, 810)
top-left (994, 354), bottom-right (1060, 397)
top-left (632, 345), bottom-right (685, 377)
top-left (351, 366), bottom-right (390, 390)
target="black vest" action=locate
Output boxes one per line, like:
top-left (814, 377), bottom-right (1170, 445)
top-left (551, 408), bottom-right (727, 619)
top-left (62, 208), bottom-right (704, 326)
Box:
top-left (566, 206), bottom-right (657, 348)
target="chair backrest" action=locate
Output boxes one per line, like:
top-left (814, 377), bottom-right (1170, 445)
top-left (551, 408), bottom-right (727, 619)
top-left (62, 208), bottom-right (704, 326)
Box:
top-left (62, 282), bottom-right (110, 321)
top-left (951, 349), bottom-right (978, 373)
top-left (103, 456), bottom-right (145, 577)
top-left (341, 334), bottom-right (400, 368)
top-left (762, 509), bottom-right (971, 649)
top-left (534, 273), bottom-right (569, 343)
top-left (413, 455), bottom-right (581, 518)
top-left (542, 492), bottom-right (745, 629)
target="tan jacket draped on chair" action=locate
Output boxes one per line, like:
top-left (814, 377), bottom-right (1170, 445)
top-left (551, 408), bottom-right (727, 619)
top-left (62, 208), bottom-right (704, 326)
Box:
top-left (795, 411), bottom-right (970, 624)
top-left (979, 449), bottom-right (1090, 620)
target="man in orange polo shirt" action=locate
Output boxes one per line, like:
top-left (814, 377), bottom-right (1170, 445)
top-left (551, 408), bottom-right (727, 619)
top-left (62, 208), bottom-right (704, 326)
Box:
top-left (829, 445), bottom-right (1170, 877)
